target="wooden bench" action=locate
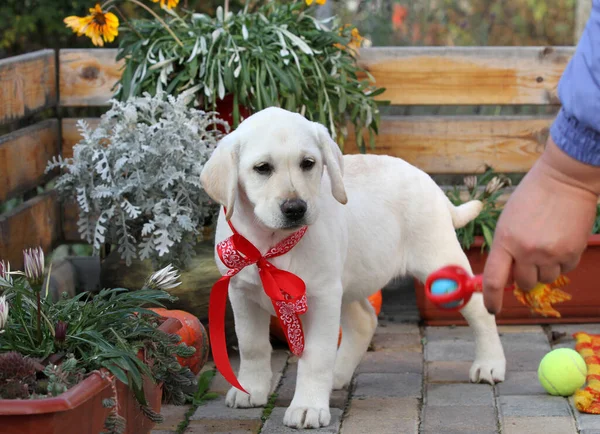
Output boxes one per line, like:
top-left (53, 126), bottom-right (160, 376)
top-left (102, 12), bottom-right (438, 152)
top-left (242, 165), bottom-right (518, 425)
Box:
top-left (0, 46), bottom-right (574, 269)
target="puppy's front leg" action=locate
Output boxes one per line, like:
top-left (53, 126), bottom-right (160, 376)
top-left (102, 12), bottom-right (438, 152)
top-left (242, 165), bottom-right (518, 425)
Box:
top-left (225, 289), bottom-right (272, 408)
top-left (284, 287), bottom-right (342, 429)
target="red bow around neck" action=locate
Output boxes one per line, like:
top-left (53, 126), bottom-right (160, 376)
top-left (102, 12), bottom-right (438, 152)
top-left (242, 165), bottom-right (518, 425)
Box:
top-left (209, 213), bottom-right (308, 393)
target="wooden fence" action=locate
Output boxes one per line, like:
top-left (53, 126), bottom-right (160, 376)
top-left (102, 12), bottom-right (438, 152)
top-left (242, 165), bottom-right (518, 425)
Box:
top-left (0, 46), bottom-right (574, 268)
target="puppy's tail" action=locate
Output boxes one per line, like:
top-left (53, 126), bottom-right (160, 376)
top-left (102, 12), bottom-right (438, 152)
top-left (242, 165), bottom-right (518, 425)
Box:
top-left (447, 199), bottom-right (483, 229)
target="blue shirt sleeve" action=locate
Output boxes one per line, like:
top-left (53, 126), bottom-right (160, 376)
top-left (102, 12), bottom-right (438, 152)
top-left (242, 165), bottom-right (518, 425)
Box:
top-left (550, 0), bottom-right (600, 166)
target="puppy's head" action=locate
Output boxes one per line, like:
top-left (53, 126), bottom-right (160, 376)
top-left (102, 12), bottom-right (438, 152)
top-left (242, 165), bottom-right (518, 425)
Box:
top-left (200, 107), bottom-right (347, 230)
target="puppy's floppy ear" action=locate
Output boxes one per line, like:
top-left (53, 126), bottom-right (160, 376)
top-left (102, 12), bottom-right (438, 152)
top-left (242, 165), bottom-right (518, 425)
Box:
top-left (200, 131), bottom-right (240, 220)
top-left (313, 122), bottom-right (348, 205)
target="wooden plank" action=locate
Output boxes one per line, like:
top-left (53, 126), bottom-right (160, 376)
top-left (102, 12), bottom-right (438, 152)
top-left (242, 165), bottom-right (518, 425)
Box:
top-left (59, 49), bottom-right (123, 107)
top-left (0, 192), bottom-right (61, 269)
top-left (0, 119), bottom-right (60, 202)
top-left (56, 46), bottom-right (573, 107)
top-left (61, 118), bottom-right (101, 158)
top-left (62, 200), bottom-right (83, 242)
top-left (0, 50), bottom-right (57, 124)
top-left (358, 46), bottom-right (574, 105)
top-left (344, 116), bottom-right (552, 173)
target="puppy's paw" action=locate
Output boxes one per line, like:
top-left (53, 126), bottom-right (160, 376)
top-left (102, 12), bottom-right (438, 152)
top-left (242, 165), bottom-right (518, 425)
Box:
top-left (284, 405), bottom-right (331, 429)
top-left (470, 357), bottom-right (506, 384)
top-left (225, 385), bottom-right (269, 408)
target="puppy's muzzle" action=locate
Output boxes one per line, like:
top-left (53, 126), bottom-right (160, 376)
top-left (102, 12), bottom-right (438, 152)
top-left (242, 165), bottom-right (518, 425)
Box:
top-left (280, 199), bottom-right (307, 223)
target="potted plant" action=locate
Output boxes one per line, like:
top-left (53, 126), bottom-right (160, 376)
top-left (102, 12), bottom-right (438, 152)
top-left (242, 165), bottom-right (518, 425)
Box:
top-left (0, 247), bottom-right (200, 434)
top-left (415, 170), bottom-right (600, 325)
top-left (46, 92), bottom-right (232, 335)
top-left (63, 0), bottom-right (385, 149)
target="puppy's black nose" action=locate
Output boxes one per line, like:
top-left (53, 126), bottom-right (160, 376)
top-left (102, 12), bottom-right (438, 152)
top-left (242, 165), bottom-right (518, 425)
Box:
top-left (281, 199), bottom-right (307, 220)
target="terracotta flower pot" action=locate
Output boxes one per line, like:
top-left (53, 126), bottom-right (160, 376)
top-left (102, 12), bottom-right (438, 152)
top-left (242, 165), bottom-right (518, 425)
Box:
top-left (0, 318), bottom-right (182, 434)
top-left (415, 235), bottom-right (600, 325)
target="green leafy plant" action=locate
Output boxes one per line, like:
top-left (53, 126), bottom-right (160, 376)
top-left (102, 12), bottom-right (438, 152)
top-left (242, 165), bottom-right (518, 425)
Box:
top-left (114, 1), bottom-right (386, 150)
top-left (593, 204), bottom-right (600, 235)
top-left (446, 167), bottom-right (512, 251)
top-left (0, 248), bottom-right (196, 431)
top-left (46, 92), bottom-right (227, 267)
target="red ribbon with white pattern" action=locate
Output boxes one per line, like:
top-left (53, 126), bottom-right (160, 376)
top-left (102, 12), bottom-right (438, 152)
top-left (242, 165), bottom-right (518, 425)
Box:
top-left (209, 212), bottom-right (308, 393)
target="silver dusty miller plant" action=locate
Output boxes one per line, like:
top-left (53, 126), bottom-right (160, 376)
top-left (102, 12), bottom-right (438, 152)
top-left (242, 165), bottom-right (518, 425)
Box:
top-left (47, 92), bottom-right (228, 267)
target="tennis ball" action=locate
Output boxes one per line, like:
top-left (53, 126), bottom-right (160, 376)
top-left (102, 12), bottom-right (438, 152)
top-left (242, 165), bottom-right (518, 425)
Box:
top-left (538, 348), bottom-right (587, 396)
top-left (430, 278), bottom-right (461, 308)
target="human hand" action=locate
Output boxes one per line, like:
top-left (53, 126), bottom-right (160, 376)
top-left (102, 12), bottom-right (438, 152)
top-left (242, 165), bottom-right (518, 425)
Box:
top-left (482, 138), bottom-right (600, 314)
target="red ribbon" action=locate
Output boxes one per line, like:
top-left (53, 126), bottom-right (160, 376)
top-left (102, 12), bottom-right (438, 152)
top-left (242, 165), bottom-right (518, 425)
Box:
top-left (209, 213), bottom-right (308, 393)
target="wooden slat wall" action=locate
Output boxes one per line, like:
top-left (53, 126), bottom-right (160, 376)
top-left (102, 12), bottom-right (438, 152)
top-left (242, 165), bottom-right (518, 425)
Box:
top-left (358, 46), bottom-right (573, 105)
top-left (62, 115), bottom-right (549, 174)
top-left (344, 116), bottom-right (551, 173)
top-left (0, 193), bottom-right (61, 269)
top-left (0, 119), bottom-right (60, 202)
top-left (0, 50), bottom-right (57, 124)
top-left (59, 49), bottom-right (123, 107)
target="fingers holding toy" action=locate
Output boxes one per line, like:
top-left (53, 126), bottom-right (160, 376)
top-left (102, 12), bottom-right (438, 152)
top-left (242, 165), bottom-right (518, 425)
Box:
top-left (482, 146), bottom-right (598, 314)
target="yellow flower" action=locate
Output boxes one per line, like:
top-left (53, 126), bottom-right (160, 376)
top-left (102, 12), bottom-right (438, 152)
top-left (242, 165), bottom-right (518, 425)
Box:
top-left (151, 0), bottom-right (180, 9)
top-left (334, 25), bottom-right (364, 56)
top-left (64, 4), bottom-right (119, 47)
top-left (305, 0), bottom-right (326, 5)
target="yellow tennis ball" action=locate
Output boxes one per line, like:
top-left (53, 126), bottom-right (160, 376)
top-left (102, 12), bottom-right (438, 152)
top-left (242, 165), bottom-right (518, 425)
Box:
top-left (538, 348), bottom-right (587, 396)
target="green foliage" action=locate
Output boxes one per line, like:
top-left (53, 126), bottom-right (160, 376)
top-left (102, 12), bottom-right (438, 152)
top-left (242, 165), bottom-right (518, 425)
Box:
top-left (446, 168), bottom-right (512, 251)
top-left (176, 370), bottom-right (218, 434)
top-left (114, 2), bottom-right (386, 150)
top-left (335, 0), bottom-right (576, 47)
top-left (0, 258), bottom-right (196, 426)
top-left (593, 204), bottom-right (600, 235)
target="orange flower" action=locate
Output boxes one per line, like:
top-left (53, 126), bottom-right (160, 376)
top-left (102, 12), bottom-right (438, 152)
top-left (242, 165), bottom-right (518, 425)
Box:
top-left (334, 25), bottom-right (364, 57)
top-left (151, 0), bottom-right (180, 9)
top-left (64, 4), bottom-right (119, 47)
top-left (306, 0), bottom-right (327, 5)
top-left (392, 4), bottom-right (408, 30)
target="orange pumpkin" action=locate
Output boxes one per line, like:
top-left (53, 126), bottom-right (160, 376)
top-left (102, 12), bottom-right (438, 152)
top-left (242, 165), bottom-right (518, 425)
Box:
top-left (149, 308), bottom-right (209, 375)
top-left (269, 290), bottom-right (383, 347)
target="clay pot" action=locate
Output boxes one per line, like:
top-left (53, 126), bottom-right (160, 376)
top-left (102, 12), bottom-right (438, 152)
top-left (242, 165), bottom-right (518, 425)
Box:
top-left (415, 235), bottom-right (600, 325)
top-left (0, 318), bottom-right (181, 434)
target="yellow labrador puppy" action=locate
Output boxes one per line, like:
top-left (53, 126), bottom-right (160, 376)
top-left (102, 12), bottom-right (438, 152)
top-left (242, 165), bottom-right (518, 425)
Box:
top-left (200, 107), bottom-right (506, 429)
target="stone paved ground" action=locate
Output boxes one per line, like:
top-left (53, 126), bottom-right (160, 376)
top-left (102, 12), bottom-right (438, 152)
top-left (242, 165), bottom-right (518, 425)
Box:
top-left (152, 281), bottom-right (600, 434)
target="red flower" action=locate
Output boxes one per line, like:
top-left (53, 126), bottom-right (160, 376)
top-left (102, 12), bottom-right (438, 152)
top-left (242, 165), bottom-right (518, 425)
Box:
top-left (392, 4), bottom-right (408, 30)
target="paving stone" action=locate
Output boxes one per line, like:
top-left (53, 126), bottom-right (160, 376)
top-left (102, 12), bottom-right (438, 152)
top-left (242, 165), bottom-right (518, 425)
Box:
top-left (581, 431), bottom-right (600, 434)
top-left (153, 404), bottom-right (191, 431)
top-left (353, 373), bottom-right (422, 398)
top-left (500, 333), bottom-right (551, 350)
top-left (421, 405), bottom-right (498, 433)
top-left (551, 324), bottom-right (600, 337)
top-left (356, 350), bottom-right (423, 374)
top-left (185, 419), bottom-right (262, 433)
top-left (340, 398), bottom-right (419, 434)
top-left (426, 383), bottom-right (494, 406)
top-left (151, 431), bottom-right (176, 434)
top-left (498, 325), bottom-right (545, 334)
top-left (576, 412), bottom-right (600, 430)
top-left (375, 321), bottom-right (420, 334)
top-left (495, 371), bottom-right (546, 396)
top-left (260, 407), bottom-right (343, 434)
top-left (425, 340), bottom-right (475, 362)
top-left (503, 349), bottom-right (548, 371)
top-left (209, 350), bottom-right (288, 395)
top-left (426, 361), bottom-right (472, 383)
top-left (371, 332), bottom-right (423, 352)
top-left (425, 326), bottom-right (474, 341)
top-left (498, 395), bottom-right (571, 417)
top-left (552, 341), bottom-right (577, 350)
top-left (190, 396), bottom-right (263, 420)
top-left (502, 416), bottom-right (577, 434)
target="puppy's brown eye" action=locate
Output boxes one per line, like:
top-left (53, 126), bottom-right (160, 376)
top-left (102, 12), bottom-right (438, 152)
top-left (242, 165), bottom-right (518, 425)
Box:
top-left (254, 163), bottom-right (272, 175)
top-left (300, 159), bottom-right (315, 171)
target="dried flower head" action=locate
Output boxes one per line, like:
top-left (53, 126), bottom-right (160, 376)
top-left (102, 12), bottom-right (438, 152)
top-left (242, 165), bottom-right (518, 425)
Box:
top-left (0, 296), bottom-right (8, 331)
top-left (485, 176), bottom-right (511, 195)
top-left (146, 264), bottom-right (181, 290)
top-left (55, 320), bottom-right (68, 344)
top-left (23, 247), bottom-right (45, 286)
top-left (0, 260), bottom-right (12, 286)
top-left (463, 176), bottom-right (477, 191)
